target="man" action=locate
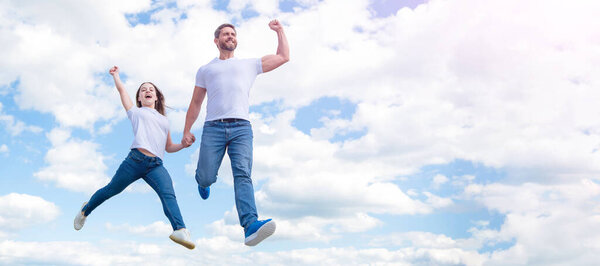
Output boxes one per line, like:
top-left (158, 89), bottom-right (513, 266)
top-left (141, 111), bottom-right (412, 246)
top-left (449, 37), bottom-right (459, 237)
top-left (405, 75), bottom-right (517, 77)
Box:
top-left (182, 20), bottom-right (289, 246)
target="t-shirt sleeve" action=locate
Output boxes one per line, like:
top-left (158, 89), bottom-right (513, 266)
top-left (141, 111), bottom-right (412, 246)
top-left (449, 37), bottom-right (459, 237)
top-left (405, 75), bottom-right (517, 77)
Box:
top-left (255, 58), bottom-right (263, 75)
top-left (195, 66), bottom-right (205, 88)
top-left (127, 107), bottom-right (137, 120)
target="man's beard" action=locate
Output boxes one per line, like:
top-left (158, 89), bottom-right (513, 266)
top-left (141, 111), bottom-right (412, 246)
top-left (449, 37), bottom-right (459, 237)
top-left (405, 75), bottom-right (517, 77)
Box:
top-left (219, 39), bottom-right (237, 51)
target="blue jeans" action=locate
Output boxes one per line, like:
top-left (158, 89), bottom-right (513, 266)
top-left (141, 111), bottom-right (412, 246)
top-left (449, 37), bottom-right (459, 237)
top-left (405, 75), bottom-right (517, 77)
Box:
top-left (195, 119), bottom-right (257, 230)
top-left (83, 149), bottom-right (186, 230)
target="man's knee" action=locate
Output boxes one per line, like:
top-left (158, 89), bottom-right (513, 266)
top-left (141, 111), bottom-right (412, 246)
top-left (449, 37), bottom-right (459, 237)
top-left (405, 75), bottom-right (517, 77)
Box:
top-left (195, 170), bottom-right (217, 187)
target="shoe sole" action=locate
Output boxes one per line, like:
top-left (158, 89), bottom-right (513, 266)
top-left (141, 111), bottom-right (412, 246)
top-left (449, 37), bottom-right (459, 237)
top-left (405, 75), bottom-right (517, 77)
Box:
top-left (245, 220), bottom-right (276, 246)
top-left (169, 235), bottom-right (196, 250)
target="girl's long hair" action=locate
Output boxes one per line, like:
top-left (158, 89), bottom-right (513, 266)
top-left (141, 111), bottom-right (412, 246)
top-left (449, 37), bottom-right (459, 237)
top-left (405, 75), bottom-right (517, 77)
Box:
top-left (135, 82), bottom-right (166, 116)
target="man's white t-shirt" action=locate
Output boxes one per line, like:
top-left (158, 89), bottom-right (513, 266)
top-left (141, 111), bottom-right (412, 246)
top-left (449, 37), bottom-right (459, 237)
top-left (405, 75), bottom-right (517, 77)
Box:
top-left (195, 57), bottom-right (263, 121)
top-left (127, 106), bottom-right (169, 159)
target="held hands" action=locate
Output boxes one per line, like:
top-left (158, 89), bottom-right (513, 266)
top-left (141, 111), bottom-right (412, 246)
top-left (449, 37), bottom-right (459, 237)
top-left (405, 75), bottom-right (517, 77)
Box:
top-left (182, 131), bottom-right (196, 147)
top-left (268, 19), bottom-right (283, 32)
top-left (109, 66), bottom-right (119, 76)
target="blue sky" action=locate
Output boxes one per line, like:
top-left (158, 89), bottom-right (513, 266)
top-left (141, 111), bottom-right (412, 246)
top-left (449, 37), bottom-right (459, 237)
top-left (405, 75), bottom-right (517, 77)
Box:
top-left (1, 0), bottom-right (600, 265)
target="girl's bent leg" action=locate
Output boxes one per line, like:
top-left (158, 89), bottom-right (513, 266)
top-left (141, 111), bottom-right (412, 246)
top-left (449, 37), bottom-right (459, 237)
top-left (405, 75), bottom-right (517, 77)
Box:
top-left (83, 158), bottom-right (141, 216)
top-left (144, 165), bottom-right (186, 230)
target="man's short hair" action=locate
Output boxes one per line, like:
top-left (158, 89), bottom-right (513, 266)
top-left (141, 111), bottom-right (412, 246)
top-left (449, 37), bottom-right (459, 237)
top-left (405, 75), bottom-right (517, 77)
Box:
top-left (214, 23), bottom-right (236, 38)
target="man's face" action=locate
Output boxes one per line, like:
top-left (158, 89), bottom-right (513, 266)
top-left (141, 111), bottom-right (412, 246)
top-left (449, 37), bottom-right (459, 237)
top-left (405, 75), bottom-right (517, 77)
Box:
top-left (216, 26), bottom-right (237, 51)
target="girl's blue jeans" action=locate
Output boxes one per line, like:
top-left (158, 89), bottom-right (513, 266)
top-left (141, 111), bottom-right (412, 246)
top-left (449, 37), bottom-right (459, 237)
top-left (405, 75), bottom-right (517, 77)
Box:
top-left (82, 148), bottom-right (186, 230)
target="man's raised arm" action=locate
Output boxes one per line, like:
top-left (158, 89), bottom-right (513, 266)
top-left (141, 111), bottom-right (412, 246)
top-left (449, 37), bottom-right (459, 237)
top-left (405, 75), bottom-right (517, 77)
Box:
top-left (261, 19), bottom-right (290, 73)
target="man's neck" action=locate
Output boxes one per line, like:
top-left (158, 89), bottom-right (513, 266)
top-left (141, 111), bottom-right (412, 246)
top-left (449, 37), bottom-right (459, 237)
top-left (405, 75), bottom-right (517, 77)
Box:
top-left (219, 50), bottom-right (235, 60)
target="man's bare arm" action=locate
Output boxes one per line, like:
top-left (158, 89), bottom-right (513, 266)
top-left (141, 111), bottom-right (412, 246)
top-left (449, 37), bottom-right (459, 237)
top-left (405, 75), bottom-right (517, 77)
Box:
top-left (262, 19), bottom-right (290, 73)
top-left (182, 86), bottom-right (207, 145)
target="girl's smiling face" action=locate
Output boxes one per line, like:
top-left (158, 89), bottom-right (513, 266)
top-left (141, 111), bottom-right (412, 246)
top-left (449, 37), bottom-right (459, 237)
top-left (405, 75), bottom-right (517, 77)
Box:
top-left (137, 83), bottom-right (157, 107)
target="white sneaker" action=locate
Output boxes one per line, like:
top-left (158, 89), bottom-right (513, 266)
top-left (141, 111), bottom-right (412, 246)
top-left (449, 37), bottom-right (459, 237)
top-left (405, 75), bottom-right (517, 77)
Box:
top-left (169, 228), bottom-right (195, 249)
top-left (74, 202), bottom-right (87, 231)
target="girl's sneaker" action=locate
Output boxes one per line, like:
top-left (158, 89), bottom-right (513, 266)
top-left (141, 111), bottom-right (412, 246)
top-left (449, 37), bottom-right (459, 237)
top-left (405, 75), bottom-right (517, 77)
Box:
top-left (73, 202), bottom-right (87, 230)
top-left (169, 228), bottom-right (195, 249)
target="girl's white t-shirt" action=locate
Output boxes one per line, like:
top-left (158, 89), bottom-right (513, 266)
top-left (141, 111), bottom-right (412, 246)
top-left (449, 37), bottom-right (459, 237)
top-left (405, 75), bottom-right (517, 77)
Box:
top-left (127, 106), bottom-right (169, 159)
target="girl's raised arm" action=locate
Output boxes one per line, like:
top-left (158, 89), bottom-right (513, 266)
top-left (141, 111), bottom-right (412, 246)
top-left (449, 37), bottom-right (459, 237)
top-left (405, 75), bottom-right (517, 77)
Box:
top-left (109, 66), bottom-right (134, 111)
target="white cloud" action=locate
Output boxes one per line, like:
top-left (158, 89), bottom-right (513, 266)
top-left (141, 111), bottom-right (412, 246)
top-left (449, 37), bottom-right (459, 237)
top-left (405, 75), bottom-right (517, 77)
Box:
top-left (0, 0), bottom-right (217, 130)
top-left (464, 179), bottom-right (600, 265)
top-left (2, 21), bottom-right (120, 130)
top-left (433, 174), bottom-right (449, 189)
top-left (0, 240), bottom-right (169, 266)
top-left (422, 191), bottom-right (453, 209)
top-left (185, 147), bottom-right (200, 177)
top-left (34, 128), bottom-right (110, 193)
top-left (228, 0), bottom-right (279, 17)
top-left (0, 113), bottom-right (43, 135)
top-left (242, 0), bottom-right (600, 184)
top-left (206, 208), bottom-right (382, 244)
top-left (194, 236), bottom-right (250, 259)
top-left (230, 110), bottom-right (460, 247)
top-left (204, 211), bottom-right (246, 242)
top-left (166, 107), bottom-right (204, 134)
top-left (0, 144), bottom-right (8, 154)
top-left (0, 239), bottom-right (488, 266)
top-left (250, 111), bottom-right (433, 220)
top-left (367, 177), bottom-right (600, 266)
top-left (105, 221), bottom-right (172, 237)
top-left (0, 193), bottom-right (59, 232)
top-left (370, 231), bottom-right (462, 249)
top-left (245, 246), bottom-right (485, 266)
top-left (309, 116), bottom-right (364, 141)
top-left (451, 175), bottom-right (476, 187)
top-left (124, 181), bottom-right (154, 194)
top-left (0, 102), bottom-right (43, 136)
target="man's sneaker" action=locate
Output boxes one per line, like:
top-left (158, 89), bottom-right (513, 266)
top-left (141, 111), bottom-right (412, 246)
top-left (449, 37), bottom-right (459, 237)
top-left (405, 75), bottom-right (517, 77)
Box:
top-left (169, 228), bottom-right (195, 249)
top-left (244, 219), bottom-right (276, 246)
top-left (74, 202), bottom-right (87, 231)
top-left (198, 185), bottom-right (210, 200)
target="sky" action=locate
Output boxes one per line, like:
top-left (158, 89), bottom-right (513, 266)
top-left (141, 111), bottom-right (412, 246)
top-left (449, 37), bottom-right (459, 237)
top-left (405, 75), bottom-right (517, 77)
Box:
top-left (1, 0), bottom-right (600, 265)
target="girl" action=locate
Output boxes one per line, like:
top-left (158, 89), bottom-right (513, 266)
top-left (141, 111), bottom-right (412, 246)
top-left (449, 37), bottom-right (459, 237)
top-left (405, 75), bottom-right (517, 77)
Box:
top-left (74, 66), bottom-right (195, 250)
